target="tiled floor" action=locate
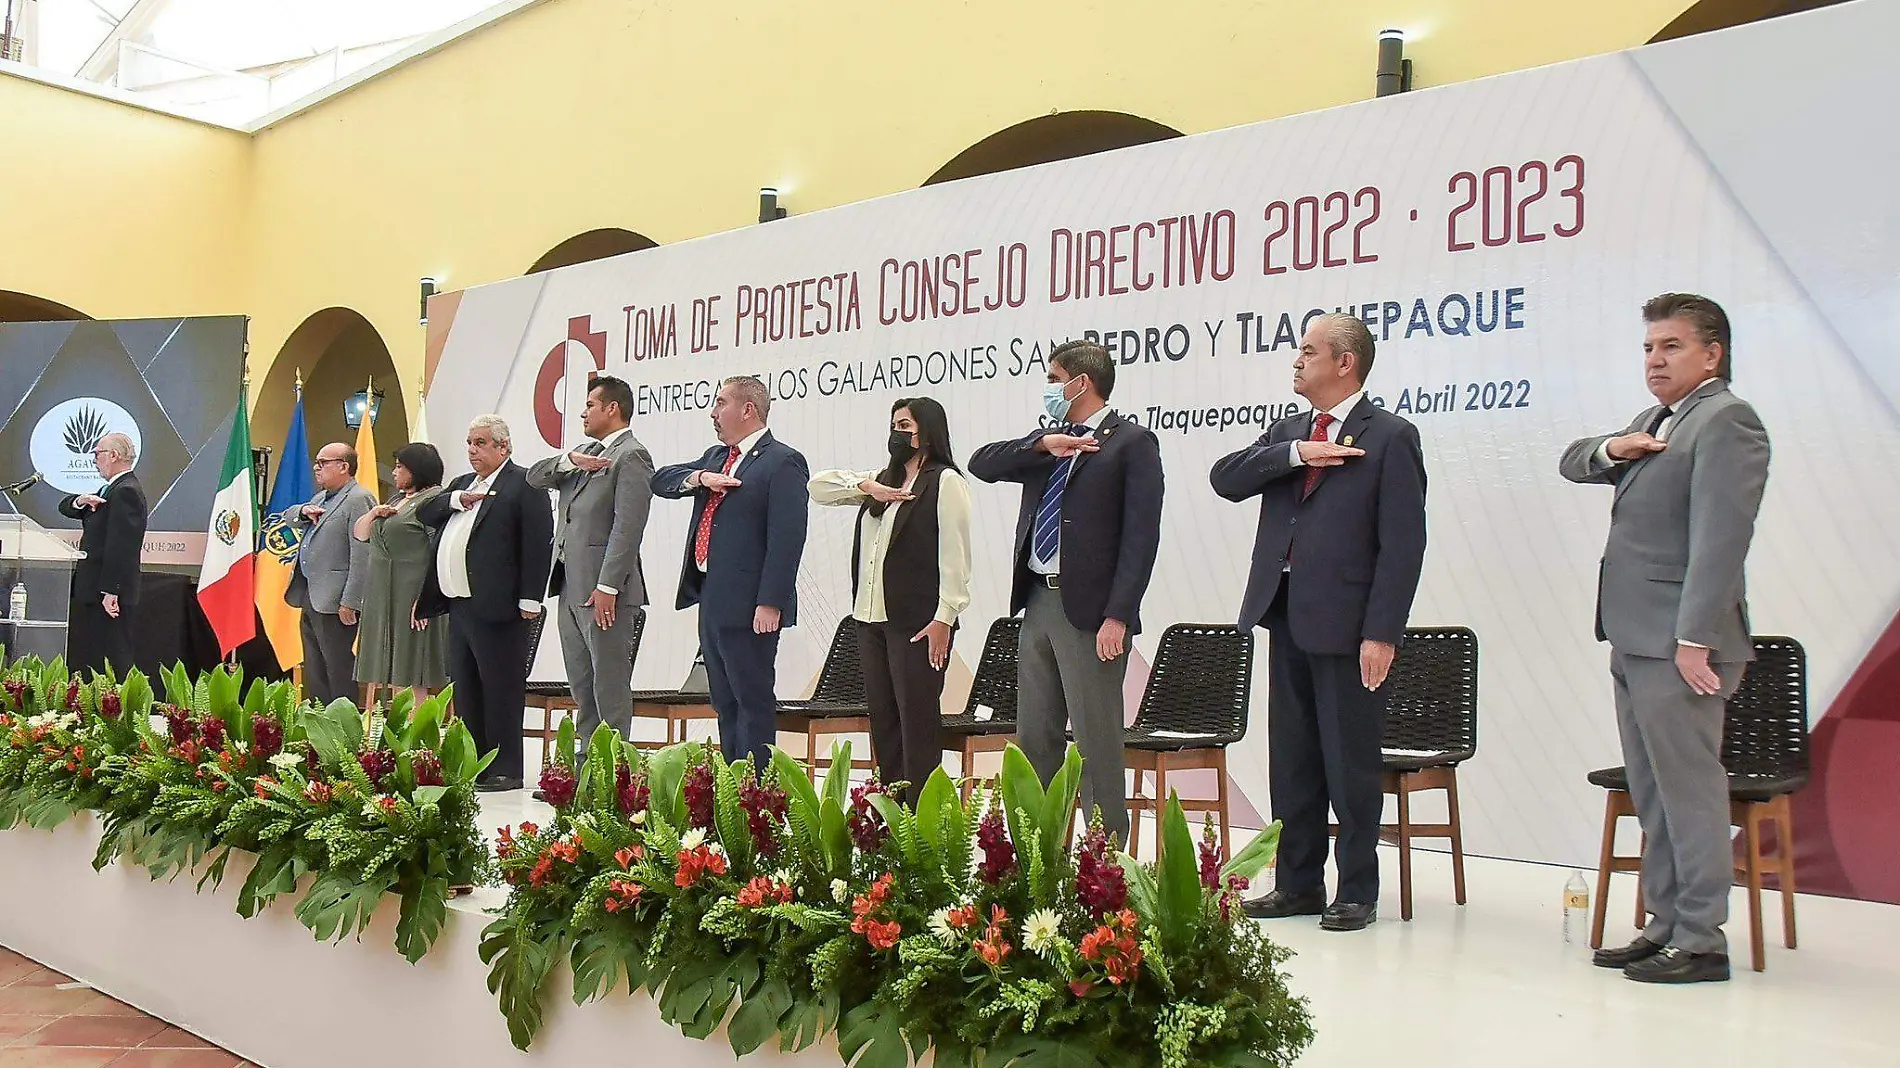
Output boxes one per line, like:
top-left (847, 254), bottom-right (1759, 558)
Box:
top-left (0, 949), bottom-right (252, 1068)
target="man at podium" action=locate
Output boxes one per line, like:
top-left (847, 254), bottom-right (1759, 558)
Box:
top-left (57, 432), bottom-right (147, 675)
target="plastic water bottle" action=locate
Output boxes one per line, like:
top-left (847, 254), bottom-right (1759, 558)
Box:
top-left (7, 582), bottom-right (24, 623)
top-left (1563, 870), bottom-right (1590, 944)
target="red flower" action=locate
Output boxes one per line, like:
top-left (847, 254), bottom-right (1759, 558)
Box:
top-left (673, 844), bottom-right (725, 888)
top-left (682, 760), bottom-right (716, 829)
top-left (738, 771), bottom-right (788, 856)
top-left (357, 748), bottom-right (396, 787)
top-left (99, 690), bottom-right (122, 719)
top-left (1069, 979), bottom-right (1095, 998)
top-left (496, 826), bottom-right (517, 861)
top-left (865, 919), bottom-right (901, 950)
top-left (253, 777), bottom-right (276, 799)
top-left (1198, 817), bottom-right (1224, 890)
top-left (411, 748), bottom-right (444, 788)
top-left (972, 904), bottom-right (1013, 968)
top-left (304, 781), bottom-right (332, 805)
top-left (1074, 821), bottom-right (1127, 918)
top-left (250, 715), bottom-right (283, 759)
top-left (64, 679), bottom-right (81, 712)
top-left (947, 904), bottom-right (979, 930)
top-left (616, 764), bottom-right (649, 818)
top-left (199, 717), bottom-right (227, 752)
top-left (377, 796), bottom-right (399, 814)
top-left (847, 780), bottom-right (890, 852)
top-left (1078, 909), bottom-right (1144, 986)
top-left (519, 820), bottom-right (539, 837)
top-left (165, 706), bottom-right (195, 745)
top-left (614, 846), bottom-right (638, 870)
top-left (975, 803), bottom-right (1016, 884)
top-left (850, 873), bottom-right (901, 950)
top-left (529, 856), bottom-right (556, 888)
top-left (538, 761), bottom-right (578, 808)
top-left (603, 877), bottom-right (642, 913)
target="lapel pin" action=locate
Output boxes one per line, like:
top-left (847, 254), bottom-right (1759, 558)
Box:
top-left (1342, 435), bottom-right (1355, 447)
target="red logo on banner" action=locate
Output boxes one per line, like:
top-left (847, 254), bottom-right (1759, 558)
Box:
top-left (535, 316), bottom-right (607, 447)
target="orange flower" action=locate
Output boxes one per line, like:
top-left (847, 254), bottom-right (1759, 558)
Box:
top-left (866, 918), bottom-right (901, 950)
top-left (519, 820), bottom-right (539, 837)
top-left (614, 846), bottom-right (637, 870)
top-left (253, 777), bottom-right (276, 799)
top-left (496, 826), bottom-right (517, 861)
top-left (850, 873), bottom-right (902, 950)
top-left (736, 876), bottom-right (772, 909)
top-left (603, 877), bottom-right (642, 913)
top-left (529, 855), bottom-right (556, 888)
top-left (947, 904), bottom-right (979, 930)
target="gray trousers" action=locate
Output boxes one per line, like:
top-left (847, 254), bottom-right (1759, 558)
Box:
top-left (301, 609), bottom-right (358, 706)
top-left (558, 594), bottom-right (641, 750)
top-left (1611, 649), bottom-right (1742, 955)
top-left (1018, 584), bottom-right (1129, 844)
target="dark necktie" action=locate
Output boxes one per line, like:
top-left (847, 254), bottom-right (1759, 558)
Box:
top-left (1032, 425), bottom-right (1087, 564)
top-left (1646, 406), bottom-right (1674, 437)
top-left (1301, 413), bottom-right (1337, 498)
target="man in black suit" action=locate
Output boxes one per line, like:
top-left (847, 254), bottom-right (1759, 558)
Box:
top-left (969, 340), bottom-right (1164, 845)
top-left (58, 432), bottom-right (147, 676)
top-left (1212, 312), bottom-right (1427, 931)
top-left (418, 415), bottom-right (554, 792)
top-left (652, 376), bottom-right (809, 769)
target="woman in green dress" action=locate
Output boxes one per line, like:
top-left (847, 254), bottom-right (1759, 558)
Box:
top-left (352, 442), bottom-right (450, 698)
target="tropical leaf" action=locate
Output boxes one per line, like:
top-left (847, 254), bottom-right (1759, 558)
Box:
top-left (479, 915), bottom-right (567, 1051)
top-left (728, 976), bottom-right (793, 1056)
top-left (571, 928), bottom-right (646, 1005)
top-left (998, 745), bottom-right (1046, 856)
top-left (295, 870), bottom-right (393, 943)
top-left (1154, 793), bottom-right (1202, 950)
top-left (394, 875), bottom-right (450, 963)
top-left (840, 1002), bottom-right (911, 1068)
top-left (1221, 821), bottom-right (1283, 884)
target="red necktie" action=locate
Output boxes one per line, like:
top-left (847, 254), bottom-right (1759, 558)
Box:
top-left (693, 446), bottom-right (742, 567)
top-left (1301, 413), bottom-right (1336, 498)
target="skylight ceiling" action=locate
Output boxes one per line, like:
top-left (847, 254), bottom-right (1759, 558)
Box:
top-left (7, 0), bottom-right (518, 126)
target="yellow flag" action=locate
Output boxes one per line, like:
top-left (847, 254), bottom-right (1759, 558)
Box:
top-left (355, 378), bottom-right (380, 499)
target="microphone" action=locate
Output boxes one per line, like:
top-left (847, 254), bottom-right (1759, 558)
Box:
top-left (0, 472), bottom-right (41, 494)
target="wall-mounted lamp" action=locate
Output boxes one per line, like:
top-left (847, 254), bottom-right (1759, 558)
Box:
top-left (1376, 29), bottom-right (1413, 98)
top-left (419, 277), bottom-right (440, 326)
top-left (758, 187), bottom-right (788, 224)
top-left (344, 385), bottom-right (385, 429)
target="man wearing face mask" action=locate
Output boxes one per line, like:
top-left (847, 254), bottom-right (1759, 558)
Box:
top-left (969, 341), bottom-right (1164, 845)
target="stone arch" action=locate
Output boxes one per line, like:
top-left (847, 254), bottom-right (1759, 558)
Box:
top-left (923, 111), bottom-right (1185, 186)
top-left (526, 228), bottom-right (661, 274)
top-left (0, 290), bottom-right (90, 323)
top-left (253, 308), bottom-right (407, 493)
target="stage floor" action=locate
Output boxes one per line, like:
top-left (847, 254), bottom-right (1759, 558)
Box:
top-left (466, 783), bottom-right (1900, 1068)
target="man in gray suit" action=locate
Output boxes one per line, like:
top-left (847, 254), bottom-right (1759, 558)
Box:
top-left (276, 442), bottom-right (378, 706)
top-left (1561, 293), bottom-right (1770, 985)
top-left (527, 375), bottom-right (654, 747)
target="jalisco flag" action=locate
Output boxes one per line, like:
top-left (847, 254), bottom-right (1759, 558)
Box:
top-left (197, 385), bottom-right (257, 655)
top-left (353, 378), bottom-right (380, 500)
top-left (256, 386), bottom-right (313, 667)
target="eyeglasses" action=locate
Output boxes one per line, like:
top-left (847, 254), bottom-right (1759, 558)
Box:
top-left (312, 458), bottom-right (348, 469)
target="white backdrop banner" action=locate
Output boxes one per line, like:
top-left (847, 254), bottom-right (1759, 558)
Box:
top-left (428, 1), bottom-right (1900, 875)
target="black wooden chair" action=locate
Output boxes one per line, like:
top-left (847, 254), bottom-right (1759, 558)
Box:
top-left (523, 610), bottom-right (647, 764)
top-left (1587, 635), bottom-right (1808, 972)
top-left (1368, 626), bottom-right (1478, 921)
top-left (937, 617), bottom-right (1022, 799)
top-left (1123, 623), bottom-right (1252, 861)
top-left (776, 617), bottom-right (874, 776)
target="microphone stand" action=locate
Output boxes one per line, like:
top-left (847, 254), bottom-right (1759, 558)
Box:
top-left (0, 472), bottom-right (41, 494)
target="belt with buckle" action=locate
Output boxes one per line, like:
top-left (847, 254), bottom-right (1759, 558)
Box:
top-left (1039, 574), bottom-right (1060, 589)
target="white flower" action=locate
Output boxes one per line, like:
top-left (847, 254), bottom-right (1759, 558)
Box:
top-left (1023, 909), bottom-right (1061, 953)
top-left (927, 907), bottom-right (959, 947)
top-left (232, 741), bottom-right (250, 755)
top-left (772, 867), bottom-right (795, 886)
top-left (268, 752), bottom-right (304, 770)
top-left (830, 878), bottom-right (849, 904)
top-left (362, 801), bottom-right (382, 819)
top-left (680, 827), bottom-right (707, 851)
top-left (708, 841), bottom-right (728, 859)
top-left (631, 810), bottom-right (647, 825)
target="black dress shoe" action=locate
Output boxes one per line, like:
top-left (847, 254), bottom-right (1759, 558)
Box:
top-left (477, 776), bottom-right (524, 793)
top-left (1593, 936), bottom-right (1664, 969)
top-left (1319, 901), bottom-right (1377, 931)
top-left (531, 789), bottom-right (547, 802)
top-left (1624, 946), bottom-right (1729, 984)
top-left (1240, 888), bottom-right (1327, 920)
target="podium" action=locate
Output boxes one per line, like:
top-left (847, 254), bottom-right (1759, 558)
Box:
top-left (0, 514), bottom-right (81, 661)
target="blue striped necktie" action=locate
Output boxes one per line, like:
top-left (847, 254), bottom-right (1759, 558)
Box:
top-left (1032, 425), bottom-right (1085, 564)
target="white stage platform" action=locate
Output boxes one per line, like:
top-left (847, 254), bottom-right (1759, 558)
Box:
top-left (4, 795), bottom-right (1898, 1068)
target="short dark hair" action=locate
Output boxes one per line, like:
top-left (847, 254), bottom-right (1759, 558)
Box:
top-left (393, 442), bottom-right (444, 489)
top-left (1050, 340), bottom-right (1115, 400)
top-left (1312, 312), bottom-right (1376, 384)
top-left (1643, 293), bottom-right (1731, 378)
top-left (589, 374), bottom-right (635, 421)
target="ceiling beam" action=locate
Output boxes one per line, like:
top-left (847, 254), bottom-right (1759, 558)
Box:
top-left (76, 0), bottom-right (173, 83)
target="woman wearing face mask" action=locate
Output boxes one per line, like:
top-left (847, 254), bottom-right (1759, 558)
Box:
top-left (808, 397), bottom-right (973, 802)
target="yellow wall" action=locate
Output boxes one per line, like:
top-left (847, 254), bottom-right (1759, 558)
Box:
top-left (6, 0), bottom-right (1703, 427)
top-left (0, 75), bottom-right (250, 323)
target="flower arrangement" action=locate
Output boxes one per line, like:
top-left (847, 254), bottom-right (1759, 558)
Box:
top-left (482, 719), bottom-right (1313, 1066)
top-left (0, 651), bottom-right (491, 962)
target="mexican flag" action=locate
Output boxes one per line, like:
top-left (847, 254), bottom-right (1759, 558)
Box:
top-left (198, 386), bottom-right (258, 655)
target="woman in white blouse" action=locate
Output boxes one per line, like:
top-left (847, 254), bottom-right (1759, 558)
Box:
top-left (808, 397), bottom-right (973, 801)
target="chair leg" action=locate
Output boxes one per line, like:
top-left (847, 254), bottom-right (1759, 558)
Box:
top-left (1590, 794), bottom-right (1618, 950)
top-left (960, 740), bottom-right (976, 804)
top-left (1743, 803), bottom-right (1766, 973)
top-left (1151, 759), bottom-right (1170, 862)
top-left (1395, 773), bottom-right (1414, 922)
top-left (1215, 754), bottom-right (1232, 862)
top-left (1446, 770), bottom-right (1467, 906)
top-left (807, 724), bottom-right (820, 783)
top-left (1776, 797), bottom-right (1798, 950)
top-left (1633, 829), bottom-right (1647, 931)
top-left (538, 707), bottom-right (552, 767)
top-left (1126, 767), bottom-right (1145, 860)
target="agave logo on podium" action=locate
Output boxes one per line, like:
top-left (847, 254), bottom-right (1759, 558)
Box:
top-left (30, 398), bottom-right (143, 494)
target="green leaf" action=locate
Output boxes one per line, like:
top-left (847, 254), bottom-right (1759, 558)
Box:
top-left (913, 768), bottom-right (958, 862)
top-left (479, 915), bottom-right (567, 1051)
top-left (714, 759), bottom-right (753, 869)
top-left (998, 744), bottom-right (1046, 854)
top-left (821, 741), bottom-right (853, 814)
top-left (1113, 854), bottom-right (1158, 919)
top-left (1220, 820), bottom-right (1282, 884)
top-left (394, 875), bottom-right (450, 963)
top-left (819, 794), bottom-right (850, 876)
top-left (570, 928), bottom-right (645, 1005)
top-left (554, 714), bottom-right (577, 767)
top-left (645, 743), bottom-right (692, 830)
top-left (728, 977), bottom-right (793, 1056)
top-left (414, 785), bottom-right (448, 807)
top-left (1154, 793), bottom-right (1202, 950)
top-left (295, 870), bottom-right (393, 943)
top-left (400, 696), bottom-right (440, 753)
top-left (1037, 744), bottom-right (1083, 860)
top-left (235, 841), bottom-right (299, 918)
top-left (840, 1002), bottom-right (910, 1068)
top-left (438, 715), bottom-right (478, 783)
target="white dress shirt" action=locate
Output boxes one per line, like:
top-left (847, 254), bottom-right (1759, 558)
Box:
top-left (556, 425), bottom-right (633, 596)
top-left (437, 468), bottom-right (542, 614)
top-left (1029, 406), bottom-right (1112, 576)
top-left (690, 427), bottom-right (768, 573)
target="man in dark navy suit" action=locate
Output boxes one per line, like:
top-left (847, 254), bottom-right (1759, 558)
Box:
top-left (969, 340), bottom-right (1163, 845)
top-left (1211, 312), bottom-right (1427, 932)
top-left (653, 376), bottom-right (809, 768)
top-left (58, 432), bottom-right (147, 676)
